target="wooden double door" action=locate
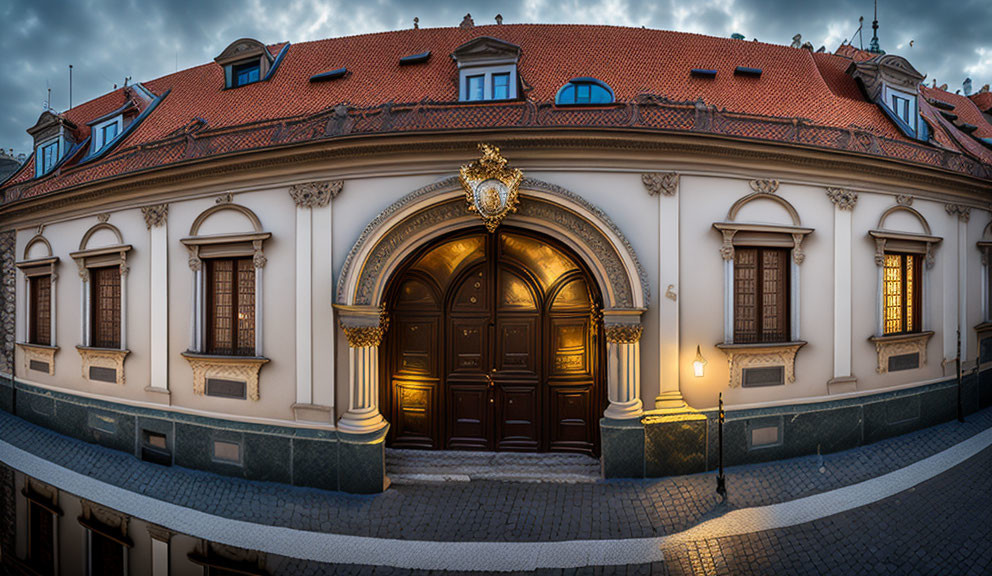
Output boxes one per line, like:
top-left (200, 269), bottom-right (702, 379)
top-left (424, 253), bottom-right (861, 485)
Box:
top-left (384, 229), bottom-right (603, 455)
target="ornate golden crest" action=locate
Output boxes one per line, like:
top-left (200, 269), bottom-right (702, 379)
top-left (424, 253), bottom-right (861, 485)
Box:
top-left (459, 144), bottom-right (523, 232)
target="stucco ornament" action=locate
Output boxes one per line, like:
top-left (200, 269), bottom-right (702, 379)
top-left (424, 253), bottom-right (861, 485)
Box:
top-left (642, 172), bottom-right (679, 196)
top-left (459, 144), bottom-right (523, 232)
top-left (289, 180), bottom-right (342, 208)
top-left (826, 187), bottom-right (858, 210)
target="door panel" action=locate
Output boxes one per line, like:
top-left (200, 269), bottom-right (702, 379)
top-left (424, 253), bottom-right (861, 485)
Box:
top-left (386, 229), bottom-right (602, 455)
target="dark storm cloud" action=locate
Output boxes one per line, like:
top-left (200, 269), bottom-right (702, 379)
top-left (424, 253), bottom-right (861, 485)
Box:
top-left (1, 0), bottom-right (989, 156)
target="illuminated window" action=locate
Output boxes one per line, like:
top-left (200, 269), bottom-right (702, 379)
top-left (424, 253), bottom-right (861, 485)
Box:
top-left (883, 253), bottom-right (920, 335)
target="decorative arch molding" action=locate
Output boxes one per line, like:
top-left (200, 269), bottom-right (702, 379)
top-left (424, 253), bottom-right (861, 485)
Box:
top-left (336, 176), bottom-right (649, 310)
top-left (22, 234), bottom-right (53, 261)
top-left (726, 190), bottom-right (802, 227)
top-left (188, 201), bottom-right (265, 237)
top-left (876, 204), bottom-right (932, 236)
top-left (78, 222), bottom-right (124, 251)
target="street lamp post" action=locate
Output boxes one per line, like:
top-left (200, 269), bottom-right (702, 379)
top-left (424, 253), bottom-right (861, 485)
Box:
top-left (717, 392), bottom-right (727, 500)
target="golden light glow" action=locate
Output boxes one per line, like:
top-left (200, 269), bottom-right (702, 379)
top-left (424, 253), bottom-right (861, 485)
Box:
top-left (693, 345), bottom-right (707, 377)
top-left (883, 253), bottom-right (916, 335)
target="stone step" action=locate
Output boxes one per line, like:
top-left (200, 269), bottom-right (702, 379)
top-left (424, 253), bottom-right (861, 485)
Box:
top-left (386, 448), bottom-right (602, 485)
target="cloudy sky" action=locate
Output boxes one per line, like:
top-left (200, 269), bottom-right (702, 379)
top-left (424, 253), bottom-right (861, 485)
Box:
top-left (1, 0), bottom-right (989, 156)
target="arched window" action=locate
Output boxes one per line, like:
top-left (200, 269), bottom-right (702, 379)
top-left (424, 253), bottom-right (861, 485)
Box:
top-left (555, 78), bottom-right (614, 105)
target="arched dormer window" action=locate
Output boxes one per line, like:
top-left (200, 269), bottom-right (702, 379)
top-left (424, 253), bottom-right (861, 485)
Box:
top-left (180, 194), bottom-right (270, 401)
top-left (70, 214), bottom-right (131, 386)
top-left (712, 179), bottom-right (812, 389)
top-left (214, 38), bottom-right (290, 89)
top-left (848, 54), bottom-right (928, 142)
top-left (555, 78), bottom-right (615, 105)
top-left (27, 111), bottom-right (77, 178)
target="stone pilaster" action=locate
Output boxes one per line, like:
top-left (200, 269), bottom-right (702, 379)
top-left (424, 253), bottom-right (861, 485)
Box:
top-left (0, 230), bottom-right (14, 377)
top-left (336, 305), bottom-right (389, 433)
top-left (603, 310), bottom-right (644, 420)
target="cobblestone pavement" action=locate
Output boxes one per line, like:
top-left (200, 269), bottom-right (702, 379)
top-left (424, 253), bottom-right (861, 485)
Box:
top-left (660, 443), bottom-right (992, 576)
top-left (0, 407), bottom-right (990, 544)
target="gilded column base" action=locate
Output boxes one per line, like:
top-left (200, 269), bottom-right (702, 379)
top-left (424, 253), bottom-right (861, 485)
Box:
top-left (654, 390), bottom-right (688, 411)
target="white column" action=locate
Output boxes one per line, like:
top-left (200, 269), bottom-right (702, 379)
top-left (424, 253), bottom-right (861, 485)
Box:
top-left (651, 173), bottom-right (685, 410)
top-left (83, 275), bottom-right (91, 347)
top-left (147, 525), bottom-right (171, 576)
top-left (146, 205), bottom-right (169, 390)
top-left (119, 260), bottom-right (128, 350)
top-left (791, 260), bottom-right (801, 341)
top-left (828, 189), bottom-right (855, 387)
top-left (336, 305), bottom-right (388, 433)
top-left (49, 274), bottom-right (57, 347)
top-left (875, 260), bottom-right (885, 338)
top-left (942, 214), bottom-right (959, 368)
top-left (982, 248), bottom-right (989, 323)
top-left (603, 321), bottom-right (644, 420)
top-left (724, 259), bottom-right (735, 343)
top-left (295, 205), bottom-right (313, 405)
top-left (254, 262), bottom-right (264, 357)
top-left (21, 274), bottom-right (28, 343)
top-left (957, 214), bottom-right (969, 361)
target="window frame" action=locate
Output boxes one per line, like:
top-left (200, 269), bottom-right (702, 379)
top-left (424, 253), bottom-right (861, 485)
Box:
top-left (457, 64), bottom-right (518, 102)
top-left (882, 85), bottom-right (918, 133)
top-left (555, 78), bottom-right (616, 106)
top-left (733, 246), bottom-right (791, 344)
top-left (89, 264), bottom-right (123, 349)
top-left (231, 60), bottom-right (261, 88)
top-left (35, 138), bottom-right (61, 177)
top-left (204, 256), bottom-right (256, 357)
top-left (28, 274), bottom-right (53, 346)
top-left (91, 116), bottom-right (123, 154)
top-left (881, 251), bottom-right (922, 336)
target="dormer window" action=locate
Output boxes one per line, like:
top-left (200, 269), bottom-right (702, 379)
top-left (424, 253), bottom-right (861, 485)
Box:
top-left (91, 116), bottom-right (123, 154)
top-left (27, 110), bottom-right (76, 178)
top-left (37, 139), bottom-right (61, 175)
top-left (848, 54), bottom-right (927, 142)
top-left (232, 61), bottom-right (261, 87)
top-left (555, 78), bottom-right (615, 105)
top-left (214, 38), bottom-right (288, 90)
top-left (451, 37), bottom-right (521, 102)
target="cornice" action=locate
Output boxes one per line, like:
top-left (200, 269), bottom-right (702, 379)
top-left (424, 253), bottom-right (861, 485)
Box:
top-left (2, 128), bottom-right (991, 224)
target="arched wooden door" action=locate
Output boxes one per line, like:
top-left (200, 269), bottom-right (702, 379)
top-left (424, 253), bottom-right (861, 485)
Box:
top-left (383, 228), bottom-right (604, 455)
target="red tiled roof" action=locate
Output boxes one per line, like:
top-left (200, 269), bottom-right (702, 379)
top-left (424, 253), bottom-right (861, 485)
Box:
top-left (3, 25), bottom-right (991, 201)
top-left (970, 91), bottom-right (992, 113)
top-left (833, 43), bottom-right (875, 62)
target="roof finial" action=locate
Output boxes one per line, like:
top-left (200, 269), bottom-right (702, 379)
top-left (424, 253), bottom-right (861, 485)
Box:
top-left (791, 34), bottom-right (801, 48)
top-left (868, 0), bottom-right (883, 54)
top-left (413, 17), bottom-right (419, 29)
top-left (495, 13), bottom-right (503, 25)
top-left (459, 13), bottom-right (474, 29)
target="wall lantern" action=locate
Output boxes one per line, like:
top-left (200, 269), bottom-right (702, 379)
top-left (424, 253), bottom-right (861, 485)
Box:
top-left (693, 345), bottom-right (707, 377)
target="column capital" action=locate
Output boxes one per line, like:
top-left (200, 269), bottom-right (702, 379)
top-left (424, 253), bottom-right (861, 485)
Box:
top-left (944, 203), bottom-right (971, 222)
top-left (826, 187), bottom-right (857, 210)
top-left (603, 308), bottom-right (645, 344)
top-left (141, 204), bottom-right (169, 228)
top-left (289, 180), bottom-right (342, 208)
top-left (642, 172), bottom-right (679, 196)
top-left (336, 304), bottom-right (389, 347)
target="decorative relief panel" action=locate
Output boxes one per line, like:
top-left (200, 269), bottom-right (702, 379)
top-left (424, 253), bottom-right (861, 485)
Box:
top-left (77, 347), bottom-right (129, 386)
top-left (140, 204), bottom-right (169, 228)
top-left (869, 331), bottom-right (933, 374)
top-left (717, 342), bottom-right (805, 388)
top-left (604, 323), bottom-right (643, 344)
top-left (748, 179), bottom-right (780, 194)
top-left (17, 343), bottom-right (57, 376)
top-left (182, 353), bottom-right (269, 401)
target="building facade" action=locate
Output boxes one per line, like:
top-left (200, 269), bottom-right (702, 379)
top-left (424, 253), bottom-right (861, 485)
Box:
top-left (1, 23), bottom-right (992, 546)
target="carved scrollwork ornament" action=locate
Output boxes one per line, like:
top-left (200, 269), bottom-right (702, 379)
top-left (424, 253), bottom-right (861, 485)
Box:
top-left (874, 238), bottom-right (887, 267)
top-left (119, 252), bottom-right (129, 276)
top-left (604, 323), bottom-right (643, 344)
top-left (825, 187), bottom-right (858, 210)
top-left (77, 259), bottom-right (90, 281)
top-left (215, 192), bottom-right (234, 204)
top-left (896, 194), bottom-right (914, 206)
top-left (289, 180), bottom-right (342, 208)
top-left (720, 229), bottom-right (736, 261)
top-left (925, 242), bottom-right (936, 269)
top-left (748, 179), bottom-right (779, 194)
top-left (187, 245), bottom-right (202, 272)
top-left (792, 233), bottom-right (806, 265)
top-left (459, 144), bottom-right (523, 233)
top-left (96, 213), bottom-right (110, 223)
top-left (642, 172), bottom-right (679, 196)
top-left (252, 240), bottom-right (266, 269)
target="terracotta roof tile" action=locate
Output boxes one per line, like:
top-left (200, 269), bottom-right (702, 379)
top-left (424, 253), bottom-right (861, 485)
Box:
top-left (970, 91), bottom-right (992, 113)
top-left (3, 25), bottom-right (990, 200)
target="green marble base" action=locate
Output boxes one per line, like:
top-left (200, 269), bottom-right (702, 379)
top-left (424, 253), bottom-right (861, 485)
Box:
top-left (338, 426), bottom-right (390, 494)
top-left (643, 411), bottom-right (707, 477)
top-left (600, 418), bottom-right (644, 478)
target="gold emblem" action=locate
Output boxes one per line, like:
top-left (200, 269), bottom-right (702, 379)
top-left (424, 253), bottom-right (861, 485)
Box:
top-left (459, 144), bottom-right (523, 232)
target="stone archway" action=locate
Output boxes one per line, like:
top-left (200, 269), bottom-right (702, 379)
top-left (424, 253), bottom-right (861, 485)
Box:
top-left (334, 177), bottom-right (650, 433)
